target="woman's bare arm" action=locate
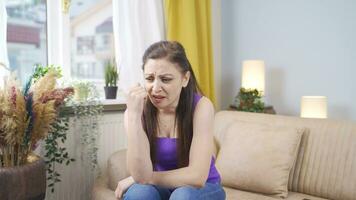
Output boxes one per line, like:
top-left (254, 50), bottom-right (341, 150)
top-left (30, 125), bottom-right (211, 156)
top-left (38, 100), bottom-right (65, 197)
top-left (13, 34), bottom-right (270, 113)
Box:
top-left (125, 85), bottom-right (153, 183)
top-left (149, 97), bottom-right (214, 188)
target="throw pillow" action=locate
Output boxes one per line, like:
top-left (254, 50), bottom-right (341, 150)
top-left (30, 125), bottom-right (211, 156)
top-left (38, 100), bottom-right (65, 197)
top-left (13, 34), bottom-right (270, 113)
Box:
top-left (215, 121), bottom-right (304, 198)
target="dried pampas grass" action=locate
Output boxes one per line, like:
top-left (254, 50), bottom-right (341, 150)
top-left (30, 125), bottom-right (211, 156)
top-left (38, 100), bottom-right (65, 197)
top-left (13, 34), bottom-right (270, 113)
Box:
top-left (39, 88), bottom-right (74, 107)
top-left (31, 69), bottom-right (57, 102)
top-left (0, 70), bottom-right (73, 167)
top-left (31, 100), bottom-right (56, 143)
top-left (0, 76), bottom-right (27, 146)
top-left (0, 88), bottom-right (5, 147)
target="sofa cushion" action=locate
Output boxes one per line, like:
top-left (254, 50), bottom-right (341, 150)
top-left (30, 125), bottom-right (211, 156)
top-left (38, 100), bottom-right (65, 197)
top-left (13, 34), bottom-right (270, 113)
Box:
top-left (216, 121), bottom-right (304, 198)
top-left (286, 192), bottom-right (328, 200)
top-left (223, 187), bottom-right (328, 200)
top-left (223, 187), bottom-right (276, 200)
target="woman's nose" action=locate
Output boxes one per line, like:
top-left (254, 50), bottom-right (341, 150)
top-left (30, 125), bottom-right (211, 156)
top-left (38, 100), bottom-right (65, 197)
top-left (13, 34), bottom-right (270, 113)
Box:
top-left (152, 80), bottom-right (162, 92)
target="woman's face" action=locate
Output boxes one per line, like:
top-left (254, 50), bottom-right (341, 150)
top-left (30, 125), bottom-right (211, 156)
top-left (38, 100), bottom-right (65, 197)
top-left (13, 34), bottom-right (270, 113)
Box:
top-left (144, 58), bottom-right (190, 111)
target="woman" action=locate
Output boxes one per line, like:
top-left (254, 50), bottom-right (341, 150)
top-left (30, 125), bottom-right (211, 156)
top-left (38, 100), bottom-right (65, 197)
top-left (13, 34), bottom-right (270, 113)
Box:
top-left (115, 41), bottom-right (225, 200)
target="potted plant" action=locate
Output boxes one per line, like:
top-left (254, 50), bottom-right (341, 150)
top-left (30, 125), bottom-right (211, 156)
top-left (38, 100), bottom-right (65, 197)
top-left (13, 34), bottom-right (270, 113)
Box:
top-left (0, 65), bottom-right (74, 199)
top-left (68, 81), bottom-right (103, 170)
top-left (104, 61), bottom-right (118, 99)
top-left (72, 81), bottom-right (91, 102)
top-left (232, 87), bottom-right (265, 113)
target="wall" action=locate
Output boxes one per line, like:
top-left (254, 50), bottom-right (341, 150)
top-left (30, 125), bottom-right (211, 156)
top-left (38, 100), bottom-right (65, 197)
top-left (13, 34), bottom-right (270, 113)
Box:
top-left (221, 0), bottom-right (356, 120)
top-left (44, 111), bottom-right (127, 200)
top-left (212, 0), bottom-right (222, 110)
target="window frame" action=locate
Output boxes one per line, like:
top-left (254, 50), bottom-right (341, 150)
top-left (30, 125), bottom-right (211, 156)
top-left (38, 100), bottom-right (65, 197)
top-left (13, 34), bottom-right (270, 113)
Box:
top-left (46, 0), bottom-right (125, 104)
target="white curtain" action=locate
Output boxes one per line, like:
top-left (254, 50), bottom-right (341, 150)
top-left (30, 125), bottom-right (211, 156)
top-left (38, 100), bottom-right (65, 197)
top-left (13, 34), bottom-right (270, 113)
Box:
top-left (112, 0), bottom-right (165, 92)
top-left (0, 0), bottom-right (9, 88)
top-left (47, 0), bottom-right (70, 78)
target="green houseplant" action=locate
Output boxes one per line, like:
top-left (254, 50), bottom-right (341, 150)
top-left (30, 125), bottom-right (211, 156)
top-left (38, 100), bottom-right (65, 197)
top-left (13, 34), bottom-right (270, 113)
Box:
top-left (32, 65), bottom-right (76, 193)
top-left (72, 81), bottom-right (91, 102)
top-left (104, 60), bottom-right (118, 99)
top-left (68, 81), bottom-right (103, 171)
top-left (233, 87), bottom-right (265, 113)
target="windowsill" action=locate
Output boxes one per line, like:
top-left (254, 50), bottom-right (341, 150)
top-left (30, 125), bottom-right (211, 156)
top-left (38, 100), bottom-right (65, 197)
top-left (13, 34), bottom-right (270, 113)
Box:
top-left (100, 96), bottom-right (127, 112)
top-left (60, 96), bottom-right (126, 116)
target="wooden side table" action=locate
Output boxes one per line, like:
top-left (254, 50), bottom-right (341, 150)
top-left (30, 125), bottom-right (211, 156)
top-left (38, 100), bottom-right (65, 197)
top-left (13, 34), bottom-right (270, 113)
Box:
top-left (263, 105), bottom-right (276, 114)
top-left (229, 105), bottom-right (276, 114)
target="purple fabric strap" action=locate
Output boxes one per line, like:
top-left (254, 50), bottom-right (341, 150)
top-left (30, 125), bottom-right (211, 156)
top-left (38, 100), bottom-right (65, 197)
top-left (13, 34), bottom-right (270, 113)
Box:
top-left (154, 93), bottom-right (221, 184)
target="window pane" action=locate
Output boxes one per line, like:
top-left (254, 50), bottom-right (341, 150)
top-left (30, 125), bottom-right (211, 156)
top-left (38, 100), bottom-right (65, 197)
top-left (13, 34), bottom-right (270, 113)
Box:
top-left (70, 0), bottom-right (114, 97)
top-left (6, 0), bottom-right (47, 84)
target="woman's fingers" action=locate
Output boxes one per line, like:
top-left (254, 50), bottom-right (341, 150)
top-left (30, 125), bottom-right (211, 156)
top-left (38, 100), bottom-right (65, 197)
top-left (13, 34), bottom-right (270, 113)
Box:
top-left (128, 84), bottom-right (146, 98)
top-left (130, 88), bottom-right (146, 97)
top-left (128, 83), bottom-right (143, 92)
top-left (126, 83), bottom-right (148, 113)
top-left (115, 185), bottom-right (123, 199)
top-left (115, 177), bottom-right (135, 199)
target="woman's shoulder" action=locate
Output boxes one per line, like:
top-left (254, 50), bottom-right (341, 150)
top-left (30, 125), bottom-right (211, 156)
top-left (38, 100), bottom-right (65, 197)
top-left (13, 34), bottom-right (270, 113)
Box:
top-left (194, 94), bottom-right (214, 112)
top-left (193, 93), bottom-right (202, 106)
top-left (193, 95), bottom-right (215, 124)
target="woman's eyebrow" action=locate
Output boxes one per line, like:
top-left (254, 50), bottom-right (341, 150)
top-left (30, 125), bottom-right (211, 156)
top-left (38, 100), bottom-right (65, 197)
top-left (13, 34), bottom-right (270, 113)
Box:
top-left (144, 73), bottom-right (174, 77)
top-left (158, 74), bottom-right (174, 77)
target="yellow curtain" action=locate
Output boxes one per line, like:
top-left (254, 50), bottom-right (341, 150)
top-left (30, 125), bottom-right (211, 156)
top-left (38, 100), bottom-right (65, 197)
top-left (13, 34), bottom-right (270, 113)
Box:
top-left (164, 0), bottom-right (216, 104)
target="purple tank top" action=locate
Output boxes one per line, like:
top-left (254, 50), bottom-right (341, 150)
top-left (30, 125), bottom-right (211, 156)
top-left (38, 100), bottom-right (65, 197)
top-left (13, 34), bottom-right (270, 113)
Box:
top-left (154, 93), bottom-right (221, 184)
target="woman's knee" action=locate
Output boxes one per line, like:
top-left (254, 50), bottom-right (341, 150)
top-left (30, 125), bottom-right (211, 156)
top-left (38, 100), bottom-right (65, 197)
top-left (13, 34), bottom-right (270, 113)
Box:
top-left (123, 184), bottom-right (160, 200)
top-left (169, 186), bottom-right (197, 200)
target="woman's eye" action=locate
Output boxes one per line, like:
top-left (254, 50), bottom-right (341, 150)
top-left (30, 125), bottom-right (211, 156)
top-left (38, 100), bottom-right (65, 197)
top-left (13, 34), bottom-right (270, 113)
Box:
top-left (145, 77), bottom-right (154, 81)
top-left (161, 78), bottom-right (172, 83)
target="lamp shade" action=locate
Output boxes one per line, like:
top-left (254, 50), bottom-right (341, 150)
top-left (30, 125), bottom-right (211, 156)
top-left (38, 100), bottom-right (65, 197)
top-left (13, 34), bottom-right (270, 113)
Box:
top-left (300, 96), bottom-right (327, 118)
top-left (241, 60), bottom-right (265, 93)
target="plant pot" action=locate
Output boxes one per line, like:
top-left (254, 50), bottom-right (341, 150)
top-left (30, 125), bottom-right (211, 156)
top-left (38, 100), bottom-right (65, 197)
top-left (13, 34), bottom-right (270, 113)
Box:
top-left (0, 154), bottom-right (46, 200)
top-left (104, 86), bottom-right (118, 99)
top-left (74, 87), bottom-right (89, 102)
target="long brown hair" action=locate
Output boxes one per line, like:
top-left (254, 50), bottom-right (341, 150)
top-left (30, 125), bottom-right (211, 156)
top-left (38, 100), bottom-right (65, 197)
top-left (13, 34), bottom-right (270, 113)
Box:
top-left (142, 41), bottom-right (201, 167)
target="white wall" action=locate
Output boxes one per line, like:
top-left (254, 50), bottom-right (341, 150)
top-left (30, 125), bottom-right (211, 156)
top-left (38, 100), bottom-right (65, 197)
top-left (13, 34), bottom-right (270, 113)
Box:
top-left (221, 0), bottom-right (356, 120)
top-left (44, 111), bottom-right (127, 200)
top-left (212, 0), bottom-right (222, 110)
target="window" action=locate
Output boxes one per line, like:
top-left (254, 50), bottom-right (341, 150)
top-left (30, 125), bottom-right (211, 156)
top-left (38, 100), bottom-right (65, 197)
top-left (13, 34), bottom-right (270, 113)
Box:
top-left (72, 62), bottom-right (101, 79)
top-left (95, 34), bottom-right (112, 51)
top-left (102, 34), bottom-right (110, 46)
top-left (70, 0), bottom-right (114, 97)
top-left (5, 0), bottom-right (47, 84)
top-left (77, 36), bottom-right (94, 55)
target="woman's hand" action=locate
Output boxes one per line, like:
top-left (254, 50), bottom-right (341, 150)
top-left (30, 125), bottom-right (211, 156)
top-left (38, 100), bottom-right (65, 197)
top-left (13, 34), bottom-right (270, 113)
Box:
top-left (115, 176), bottom-right (135, 199)
top-left (126, 83), bottom-right (147, 114)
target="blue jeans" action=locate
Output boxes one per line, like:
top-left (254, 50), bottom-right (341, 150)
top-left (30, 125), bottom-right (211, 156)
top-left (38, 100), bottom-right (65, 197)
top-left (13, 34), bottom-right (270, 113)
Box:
top-left (123, 183), bottom-right (226, 200)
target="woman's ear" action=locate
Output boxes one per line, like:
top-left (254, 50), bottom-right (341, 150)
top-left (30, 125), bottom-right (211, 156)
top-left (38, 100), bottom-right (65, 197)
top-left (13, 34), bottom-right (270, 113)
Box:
top-left (182, 71), bottom-right (191, 88)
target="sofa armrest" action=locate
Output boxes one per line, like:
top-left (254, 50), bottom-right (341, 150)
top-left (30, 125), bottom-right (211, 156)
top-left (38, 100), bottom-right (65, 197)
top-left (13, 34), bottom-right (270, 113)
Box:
top-left (107, 149), bottom-right (130, 190)
top-left (92, 175), bottom-right (116, 200)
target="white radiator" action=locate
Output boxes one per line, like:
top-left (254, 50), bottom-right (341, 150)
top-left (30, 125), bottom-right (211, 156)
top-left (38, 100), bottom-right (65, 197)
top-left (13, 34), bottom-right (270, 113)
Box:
top-left (44, 111), bottom-right (127, 200)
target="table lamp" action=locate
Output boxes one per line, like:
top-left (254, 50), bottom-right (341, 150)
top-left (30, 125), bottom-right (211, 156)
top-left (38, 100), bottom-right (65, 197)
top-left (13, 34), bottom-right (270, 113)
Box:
top-left (233, 60), bottom-right (266, 113)
top-left (241, 60), bottom-right (265, 94)
top-left (300, 96), bottom-right (327, 118)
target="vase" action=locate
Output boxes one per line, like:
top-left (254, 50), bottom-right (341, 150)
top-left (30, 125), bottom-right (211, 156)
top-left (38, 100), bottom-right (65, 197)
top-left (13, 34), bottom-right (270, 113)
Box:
top-left (0, 154), bottom-right (46, 200)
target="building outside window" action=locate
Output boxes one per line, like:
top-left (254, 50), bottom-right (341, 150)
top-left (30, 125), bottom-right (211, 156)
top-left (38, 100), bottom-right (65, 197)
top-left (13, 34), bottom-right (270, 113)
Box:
top-left (5, 0), bottom-right (47, 84)
top-left (5, 0), bottom-right (114, 98)
top-left (70, 0), bottom-right (114, 97)
top-left (77, 36), bottom-right (95, 55)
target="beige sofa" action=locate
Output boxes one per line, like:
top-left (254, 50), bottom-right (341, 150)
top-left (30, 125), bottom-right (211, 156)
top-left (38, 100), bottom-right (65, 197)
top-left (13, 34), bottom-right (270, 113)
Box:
top-left (93, 111), bottom-right (356, 200)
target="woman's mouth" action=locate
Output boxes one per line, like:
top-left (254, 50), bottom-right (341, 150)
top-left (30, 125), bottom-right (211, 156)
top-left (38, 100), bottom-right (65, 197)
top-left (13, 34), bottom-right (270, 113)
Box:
top-left (152, 95), bottom-right (165, 104)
